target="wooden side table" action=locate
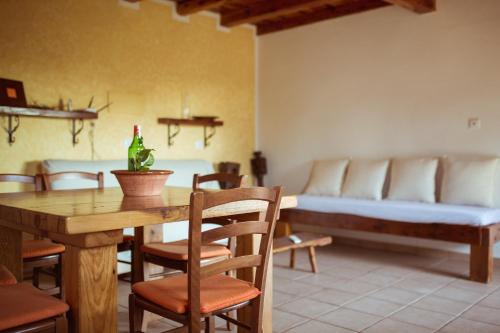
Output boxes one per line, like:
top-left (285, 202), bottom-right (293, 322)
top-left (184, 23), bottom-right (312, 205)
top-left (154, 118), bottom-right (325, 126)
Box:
top-left (273, 232), bottom-right (332, 273)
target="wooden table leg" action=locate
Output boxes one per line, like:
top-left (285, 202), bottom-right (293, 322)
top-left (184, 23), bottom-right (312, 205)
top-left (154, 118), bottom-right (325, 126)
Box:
top-left (236, 212), bottom-right (273, 333)
top-left (0, 225), bottom-right (22, 281)
top-left (64, 244), bottom-right (118, 333)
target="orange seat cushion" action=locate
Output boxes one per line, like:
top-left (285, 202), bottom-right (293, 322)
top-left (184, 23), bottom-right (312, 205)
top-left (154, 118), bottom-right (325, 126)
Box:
top-left (132, 274), bottom-right (260, 314)
top-left (141, 240), bottom-right (231, 261)
top-left (22, 240), bottom-right (65, 259)
top-left (0, 283), bottom-right (69, 331)
top-left (0, 265), bottom-right (16, 286)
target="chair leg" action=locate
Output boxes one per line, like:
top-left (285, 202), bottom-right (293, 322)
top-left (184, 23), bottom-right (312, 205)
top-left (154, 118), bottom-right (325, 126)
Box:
top-left (308, 247), bottom-right (318, 273)
top-left (224, 255), bottom-right (235, 331)
top-left (56, 254), bottom-right (64, 299)
top-left (289, 249), bottom-right (296, 269)
top-left (130, 246), bottom-right (135, 285)
top-left (129, 294), bottom-right (144, 333)
top-left (249, 297), bottom-right (263, 333)
top-left (33, 267), bottom-right (40, 288)
top-left (204, 316), bottom-right (215, 333)
top-left (225, 310), bottom-right (235, 331)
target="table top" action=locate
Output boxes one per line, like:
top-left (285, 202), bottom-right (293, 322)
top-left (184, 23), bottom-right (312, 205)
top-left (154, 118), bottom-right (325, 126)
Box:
top-left (0, 187), bottom-right (297, 235)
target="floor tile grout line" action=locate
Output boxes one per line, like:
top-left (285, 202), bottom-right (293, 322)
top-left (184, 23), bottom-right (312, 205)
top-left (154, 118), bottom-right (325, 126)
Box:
top-left (431, 290), bottom-right (500, 331)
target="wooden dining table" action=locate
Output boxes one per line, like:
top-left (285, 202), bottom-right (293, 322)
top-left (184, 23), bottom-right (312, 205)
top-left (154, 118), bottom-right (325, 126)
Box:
top-left (0, 186), bottom-right (297, 333)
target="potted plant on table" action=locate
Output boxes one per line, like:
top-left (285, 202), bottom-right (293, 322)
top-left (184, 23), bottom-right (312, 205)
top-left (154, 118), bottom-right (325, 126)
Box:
top-left (112, 125), bottom-right (173, 197)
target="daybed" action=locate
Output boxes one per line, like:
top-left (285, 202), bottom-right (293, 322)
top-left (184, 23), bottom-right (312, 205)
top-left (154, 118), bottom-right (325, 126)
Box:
top-left (279, 157), bottom-right (500, 283)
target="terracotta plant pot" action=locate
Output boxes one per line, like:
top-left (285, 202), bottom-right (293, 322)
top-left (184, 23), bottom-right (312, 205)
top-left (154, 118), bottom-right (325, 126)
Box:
top-left (111, 170), bottom-right (174, 197)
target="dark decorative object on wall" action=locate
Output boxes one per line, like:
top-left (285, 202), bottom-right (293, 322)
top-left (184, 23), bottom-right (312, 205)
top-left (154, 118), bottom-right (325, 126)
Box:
top-left (0, 78), bottom-right (27, 107)
top-left (251, 151), bottom-right (267, 186)
top-left (218, 161), bottom-right (241, 189)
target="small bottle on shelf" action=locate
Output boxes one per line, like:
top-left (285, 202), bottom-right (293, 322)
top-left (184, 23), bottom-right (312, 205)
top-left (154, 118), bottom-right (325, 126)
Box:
top-left (128, 125), bottom-right (144, 171)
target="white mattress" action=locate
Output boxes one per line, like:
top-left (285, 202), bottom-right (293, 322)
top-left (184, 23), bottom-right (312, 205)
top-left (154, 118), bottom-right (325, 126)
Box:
top-left (297, 195), bottom-right (500, 226)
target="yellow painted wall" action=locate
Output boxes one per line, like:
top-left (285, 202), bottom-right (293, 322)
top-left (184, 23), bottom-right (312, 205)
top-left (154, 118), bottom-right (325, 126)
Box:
top-left (0, 0), bottom-right (255, 192)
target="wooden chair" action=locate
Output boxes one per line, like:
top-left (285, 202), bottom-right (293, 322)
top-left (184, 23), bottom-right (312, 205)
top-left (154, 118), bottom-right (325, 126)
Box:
top-left (140, 173), bottom-right (246, 330)
top-left (0, 265), bottom-right (68, 333)
top-left (42, 171), bottom-right (135, 281)
top-left (129, 186), bottom-right (283, 333)
top-left (0, 174), bottom-right (65, 297)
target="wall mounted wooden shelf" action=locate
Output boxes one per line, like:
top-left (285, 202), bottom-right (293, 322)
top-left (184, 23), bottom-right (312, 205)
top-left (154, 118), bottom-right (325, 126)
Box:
top-left (0, 106), bottom-right (98, 146)
top-left (157, 117), bottom-right (223, 148)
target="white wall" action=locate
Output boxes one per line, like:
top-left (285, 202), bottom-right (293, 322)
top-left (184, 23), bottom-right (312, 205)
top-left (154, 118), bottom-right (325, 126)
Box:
top-left (257, 0), bottom-right (500, 256)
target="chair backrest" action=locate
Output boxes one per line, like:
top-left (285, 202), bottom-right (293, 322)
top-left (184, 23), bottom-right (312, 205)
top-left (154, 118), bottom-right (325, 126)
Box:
top-left (192, 172), bottom-right (247, 191)
top-left (0, 174), bottom-right (43, 192)
top-left (42, 171), bottom-right (104, 190)
top-left (187, 186), bottom-right (283, 330)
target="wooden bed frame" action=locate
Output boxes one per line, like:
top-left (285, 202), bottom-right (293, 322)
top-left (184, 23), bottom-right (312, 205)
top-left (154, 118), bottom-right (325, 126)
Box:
top-left (279, 208), bottom-right (500, 283)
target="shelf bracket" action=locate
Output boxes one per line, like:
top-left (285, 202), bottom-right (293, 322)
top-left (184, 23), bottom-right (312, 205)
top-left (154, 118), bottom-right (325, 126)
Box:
top-left (203, 126), bottom-right (217, 148)
top-left (167, 123), bottom-right (181, 147)
top-left (70, 119), bottom-right (84, 146)
top-left (1, 115), bottom-right (20, 146)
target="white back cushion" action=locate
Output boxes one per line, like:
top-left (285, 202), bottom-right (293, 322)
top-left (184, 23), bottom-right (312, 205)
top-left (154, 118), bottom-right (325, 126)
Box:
top-left (388, 158), bottom-right (438, 203)
top-left (342, 159), bottom-right (389, 200)
top-left (304, 159), bottom-right (349, 196)
top-left (441, 157), bottom-right (498, 207)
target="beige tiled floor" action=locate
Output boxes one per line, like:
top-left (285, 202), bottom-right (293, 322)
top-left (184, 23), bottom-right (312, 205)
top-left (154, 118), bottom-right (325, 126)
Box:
top-left (271, 244), bottom-right (500, 333)
top-left (116, 244), bottom-right (500, 333)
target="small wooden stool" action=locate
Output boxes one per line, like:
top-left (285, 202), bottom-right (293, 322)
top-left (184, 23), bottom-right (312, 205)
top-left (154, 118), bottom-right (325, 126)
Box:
top-left (273, 232), bottom-right (332, 273)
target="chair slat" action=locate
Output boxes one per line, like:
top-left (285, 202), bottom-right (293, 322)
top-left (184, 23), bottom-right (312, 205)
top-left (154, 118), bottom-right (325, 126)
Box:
top-left (193, 173), bottom-right (246, 190)
top-left (43, 171), bottom-right (104, 190)
top-left (0, 174), bottom-right (35, 184)
top-left (200, 255), bottom-right (262, 279)
top-left (0, 173), bottom-right (43, 191)
top-left (203, 187), bottom-right (279, 209)
top-left (201, 221), bottom-right (269, 244)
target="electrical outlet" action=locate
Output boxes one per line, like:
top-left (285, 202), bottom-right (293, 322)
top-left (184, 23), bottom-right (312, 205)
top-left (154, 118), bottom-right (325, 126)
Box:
top-left (468, 117), bottom-right (481, 130)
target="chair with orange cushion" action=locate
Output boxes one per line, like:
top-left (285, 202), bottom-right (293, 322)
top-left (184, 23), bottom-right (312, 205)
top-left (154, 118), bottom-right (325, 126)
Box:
top-left (42, 171), bottom-right (135, 281)
top-left (129, 185), bottom-right (283, 333)
top-left (0, 265), bottom-right (69, 333)
top-left (0, 174), bottom-right (65, 297)
top-left (139, 173), bottom-right (246, 330)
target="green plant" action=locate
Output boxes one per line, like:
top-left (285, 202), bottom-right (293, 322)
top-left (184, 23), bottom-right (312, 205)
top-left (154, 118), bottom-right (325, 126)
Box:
top-left (130, 148), bottom-right (155, 171)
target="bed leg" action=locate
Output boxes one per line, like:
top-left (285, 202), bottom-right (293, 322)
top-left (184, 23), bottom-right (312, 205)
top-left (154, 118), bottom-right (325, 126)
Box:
top-left (470, 228), bottom-right (494, 283)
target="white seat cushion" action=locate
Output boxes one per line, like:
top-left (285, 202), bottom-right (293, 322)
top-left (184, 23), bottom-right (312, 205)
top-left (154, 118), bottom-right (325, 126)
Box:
top-left (297, 194), bottom-right (500, 226)
top-left (42, 159), bottom-right (219, 190)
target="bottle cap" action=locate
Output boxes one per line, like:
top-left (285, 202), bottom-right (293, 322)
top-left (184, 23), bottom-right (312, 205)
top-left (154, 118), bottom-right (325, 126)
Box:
top-left (134, 125), bottom-right (141, 137)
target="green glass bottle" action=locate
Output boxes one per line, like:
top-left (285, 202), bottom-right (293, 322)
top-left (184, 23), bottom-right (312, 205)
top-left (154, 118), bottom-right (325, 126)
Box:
top-left (128, 125), bottom-right (144, 171)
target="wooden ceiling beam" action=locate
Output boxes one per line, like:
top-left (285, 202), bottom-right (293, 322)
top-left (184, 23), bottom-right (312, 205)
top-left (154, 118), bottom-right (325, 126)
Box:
top-left (257, 0), bottom-right (390, 35)
top-left (383, 0), bottom-right (435, 13)
top-left (221, 0), bottom-right (342, 28)
top-left (176, 0), bottom-right (226, 16)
